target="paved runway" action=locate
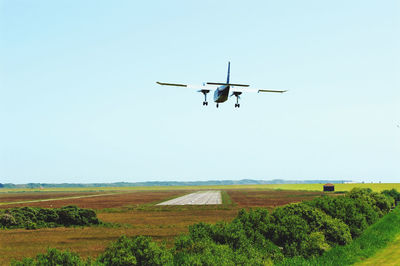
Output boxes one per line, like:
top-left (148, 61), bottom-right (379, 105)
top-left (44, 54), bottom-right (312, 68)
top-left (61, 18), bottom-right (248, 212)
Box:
top-left (157, 191), bottom-right (222, 205)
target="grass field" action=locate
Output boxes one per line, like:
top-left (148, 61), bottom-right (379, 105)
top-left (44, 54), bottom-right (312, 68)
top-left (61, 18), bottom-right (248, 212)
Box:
top-left (356, 234), bottom-right (400, 265)
top-left (1, 183), bottom-right (400, 265)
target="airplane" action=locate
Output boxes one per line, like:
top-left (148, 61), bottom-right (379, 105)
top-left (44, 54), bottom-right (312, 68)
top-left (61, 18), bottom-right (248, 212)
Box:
top-left (157, 62), bottom-right (287, 108)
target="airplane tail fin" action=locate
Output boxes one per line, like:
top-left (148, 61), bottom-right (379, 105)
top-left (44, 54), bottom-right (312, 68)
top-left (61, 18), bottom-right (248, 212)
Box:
top-left (226, 62), bottom-right (230, 83)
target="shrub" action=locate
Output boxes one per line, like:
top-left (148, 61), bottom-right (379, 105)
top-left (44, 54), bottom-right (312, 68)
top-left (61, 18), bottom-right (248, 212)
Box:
top-left (269, 203), bottom-right (351, 257)
top-left (57, 205), bottom-right (99, 226)
top-left (0, 206), bottom-right (101, 230)
top-left (382, 189), bottom-right (400, 205)
top-left (0, 213), bottom-right (17, 227)
top-left (97, 235), bottom-right (173, 266)
top-left (173, 236), bottom-right (273, 266)
top-left (173, 238), bottom-right (236, 266)
top-left (37, 208), bottom-right (59, 223)
top-left (308, 195), bottom-right (372, 237)
top-left (25, 221), bottom-right (37, 230)
top-left (348, 188), bottom-right (392, 217)
top-left (232, 208), bottom-right (271, 241)
top-left (11, 248), bottom-right (84, 266)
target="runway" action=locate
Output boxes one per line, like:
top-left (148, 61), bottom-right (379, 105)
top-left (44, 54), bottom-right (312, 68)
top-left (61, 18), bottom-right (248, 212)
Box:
top-left (157, 191), bottom-right (222, 205)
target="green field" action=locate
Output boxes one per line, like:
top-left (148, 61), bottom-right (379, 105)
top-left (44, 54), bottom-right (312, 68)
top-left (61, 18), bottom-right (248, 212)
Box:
top-left (1, 182), bottom-right (399, 193)
top-left (356, 234), bottom-right (400, 265)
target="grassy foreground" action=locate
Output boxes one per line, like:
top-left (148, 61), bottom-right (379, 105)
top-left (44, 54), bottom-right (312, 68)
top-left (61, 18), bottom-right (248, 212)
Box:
top-left (277, 206), bottom-right (400, 265)
top-left (356, 234), bottom-right (400, 265)
top-left (2, 183), bottom-right (400, 193)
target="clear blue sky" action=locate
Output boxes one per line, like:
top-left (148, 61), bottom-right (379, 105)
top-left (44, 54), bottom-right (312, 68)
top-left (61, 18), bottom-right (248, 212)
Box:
top-left (1, 1), bottom-right (399, 184)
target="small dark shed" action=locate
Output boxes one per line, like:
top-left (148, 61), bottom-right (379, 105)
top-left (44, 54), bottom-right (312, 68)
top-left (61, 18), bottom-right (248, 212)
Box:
top-left (323, 183), bottom-right (335, 192)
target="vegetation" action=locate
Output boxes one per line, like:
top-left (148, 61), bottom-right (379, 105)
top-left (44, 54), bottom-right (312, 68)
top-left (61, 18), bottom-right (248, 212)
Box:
top-left (98, 236), bottom-right (172, 266)
top-left (306, 188), bottom-right (393, 237)
top-left (0, 205), bottom-right (100, 229)
top-left (11, 248), bottom-right (88, 266)
top-left (11, 188), bottom-right (399, 265)
top-left (277, 203), bottom-right (400, 265)
top-left (382, 188), bottom-right (400, 205)
top-left (355, 234), bottom-right (400, 265)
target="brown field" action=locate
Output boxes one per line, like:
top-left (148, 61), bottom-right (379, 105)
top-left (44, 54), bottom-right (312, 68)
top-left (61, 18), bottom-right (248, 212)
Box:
top-left (226, 189), bottom-right (325, 208)
top-left (0, 190), bottom-right (188, 209)
top-left (0, 188), bottom-right (342, 264)
top-left (0, 192), bottom-right (101, 204)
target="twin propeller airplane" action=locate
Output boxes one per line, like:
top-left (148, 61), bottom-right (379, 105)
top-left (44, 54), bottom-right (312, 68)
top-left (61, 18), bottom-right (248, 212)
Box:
top-left (157, 62), bottom-right (287, 108)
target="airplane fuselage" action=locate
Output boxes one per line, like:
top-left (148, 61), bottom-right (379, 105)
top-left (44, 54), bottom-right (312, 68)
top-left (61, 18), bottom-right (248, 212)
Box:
top-left (214, 85), bottom-right (230, 103)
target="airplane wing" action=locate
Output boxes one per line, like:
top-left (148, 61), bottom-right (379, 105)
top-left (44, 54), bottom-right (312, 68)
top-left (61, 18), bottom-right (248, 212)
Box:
top-left (156, 82), bottom-right (216, 91)
top-left (230, 86), bottom-right (288, 94)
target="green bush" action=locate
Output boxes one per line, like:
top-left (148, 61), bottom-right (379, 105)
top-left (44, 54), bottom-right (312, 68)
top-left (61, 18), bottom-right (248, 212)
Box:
top-left (269, 203), bottom-right (351, 257)
top-left (382, 188), bottom-right (400, 205)
top-left (348, 188), bottom-right (392, 217)
top-left (277, 206), bottom-right (400, 266)
top-left (173, 236), bottom-right (272, 266)
top-left (0, 206), bottom-right (101, 229)
top-left (57, 205), bottom-right (100, 226)
top-left (0, 213), bottom-right (17, 227)
top-left (307, 188), bottom-right (392, 238)
top-left (25, 221), bottom-right (37, 230)
top-left (97, 235), bottom-right (173, 266)
top-left (173, 237), bottom-right (236, 266)
top-left (11, 248), bottom-right (85, 266)
top-left (232, 208), bottom-right (271, 241)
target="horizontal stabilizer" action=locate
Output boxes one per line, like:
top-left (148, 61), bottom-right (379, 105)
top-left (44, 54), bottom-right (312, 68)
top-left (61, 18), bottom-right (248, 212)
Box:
top-left (206, 82), bottom-right (250, 87)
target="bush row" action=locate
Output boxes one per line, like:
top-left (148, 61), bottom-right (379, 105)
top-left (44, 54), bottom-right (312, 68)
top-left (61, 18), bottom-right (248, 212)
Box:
top-left (11, 188), bottom-right (398, 265)
top-left (0, 205), bottom-right (100, 229)
top-left (382, 188), bottom-right (400, 205)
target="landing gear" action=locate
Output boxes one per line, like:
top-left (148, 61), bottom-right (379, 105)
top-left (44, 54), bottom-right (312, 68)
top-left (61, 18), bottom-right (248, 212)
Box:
top-left (233, 92), bottom-right (242, 108)
top-left (216, 103), bottom-right (219, 108)
top-left (200, 89), bottom-right (210, 107)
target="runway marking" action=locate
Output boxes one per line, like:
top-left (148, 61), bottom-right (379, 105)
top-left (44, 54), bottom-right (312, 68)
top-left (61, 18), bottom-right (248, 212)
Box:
top-left (156, 191), bottom-right (221, 205)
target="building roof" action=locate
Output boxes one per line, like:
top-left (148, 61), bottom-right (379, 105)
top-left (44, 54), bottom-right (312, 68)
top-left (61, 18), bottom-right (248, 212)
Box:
top-left (324, 183), bottom-right (334, 186)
